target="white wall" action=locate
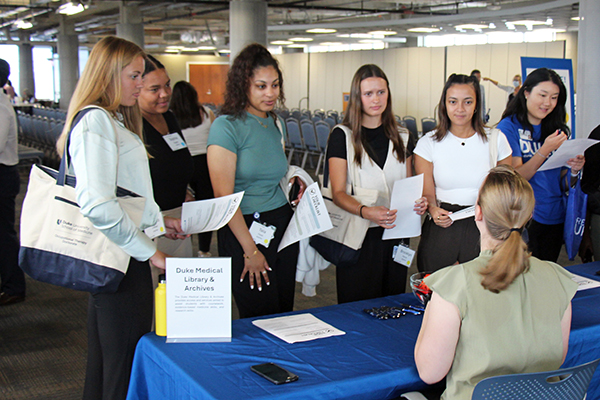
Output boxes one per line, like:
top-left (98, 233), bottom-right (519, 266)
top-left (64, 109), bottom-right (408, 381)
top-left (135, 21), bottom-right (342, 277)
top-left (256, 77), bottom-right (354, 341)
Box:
top-left (277, 40), bottom-right (566, 130)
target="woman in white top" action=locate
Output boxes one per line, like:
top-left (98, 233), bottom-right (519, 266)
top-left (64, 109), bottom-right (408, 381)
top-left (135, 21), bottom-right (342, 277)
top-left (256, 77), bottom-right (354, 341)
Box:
top-left (55, 36), bottom-right (184, 400)
top-left (326, 64), bottom-right (427, 303)
top-left (414, 73), bottom-right (512, 273)
top-left (170, 81), bottom-right (216, 256)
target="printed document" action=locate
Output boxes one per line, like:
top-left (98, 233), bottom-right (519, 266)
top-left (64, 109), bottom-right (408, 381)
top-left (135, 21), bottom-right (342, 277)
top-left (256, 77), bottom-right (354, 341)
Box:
top-left (278, 182), bottom-right (333, 251)
top-left (572, 274), bottom-right (600, 291)
top-left (449, 206), bottom-right (475, 222)
top-left (538, 138), bottom-right (598, 171)
top-left (181, 192), bottom-right (243, 235)
top-left (382, 174), bottom-right (424, 240)
top-left (252, 313), bottom-right (345, 344)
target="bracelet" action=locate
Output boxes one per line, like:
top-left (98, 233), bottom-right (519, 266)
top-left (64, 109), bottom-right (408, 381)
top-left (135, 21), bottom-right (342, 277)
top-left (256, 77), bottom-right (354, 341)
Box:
top-left (243, 250), bottom-right (258, 260)
top-left (359, 205), bottom-right (366, 219)
top-left (535, 150), bottom-right (548, 159)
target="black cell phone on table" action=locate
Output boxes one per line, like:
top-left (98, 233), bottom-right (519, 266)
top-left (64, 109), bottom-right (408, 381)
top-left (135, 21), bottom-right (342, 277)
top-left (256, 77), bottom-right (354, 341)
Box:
top-left (251, 362), bottom-right (299, 385)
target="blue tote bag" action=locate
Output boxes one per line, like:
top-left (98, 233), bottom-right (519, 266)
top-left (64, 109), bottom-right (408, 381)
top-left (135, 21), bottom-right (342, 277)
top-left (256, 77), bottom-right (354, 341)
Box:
top-left (564, 173), bottom-right (588, 261)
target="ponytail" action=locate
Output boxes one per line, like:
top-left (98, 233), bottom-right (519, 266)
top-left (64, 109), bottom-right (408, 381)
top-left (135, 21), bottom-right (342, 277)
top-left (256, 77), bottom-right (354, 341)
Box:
top-left (477, 165), bottom-right (535, 293)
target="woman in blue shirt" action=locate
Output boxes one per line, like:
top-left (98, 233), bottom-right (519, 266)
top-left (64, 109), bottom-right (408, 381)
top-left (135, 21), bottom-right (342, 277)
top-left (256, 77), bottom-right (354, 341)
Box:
top-left (497, 68), bottom-right (584, 262)
top-left (207, 43), bottom-right (303, 318)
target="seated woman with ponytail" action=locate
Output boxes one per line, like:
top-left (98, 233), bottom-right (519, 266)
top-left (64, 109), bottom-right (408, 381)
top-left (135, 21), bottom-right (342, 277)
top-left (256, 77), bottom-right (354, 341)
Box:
top-left (414, 165), bottom-right (577, 400)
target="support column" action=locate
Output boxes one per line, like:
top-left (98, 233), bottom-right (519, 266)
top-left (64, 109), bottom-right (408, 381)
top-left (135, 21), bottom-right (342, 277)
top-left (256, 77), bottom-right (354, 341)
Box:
top-left (576, 0), bottom-right (600, 138)
top-left (58, 16), bottom-right (79, 109)
top-left (229, 0), bottom-right (267, 60)
top-left (18, 31), bottom-right (35, 102)
top-left (116, 1), bottom-right (145, 49)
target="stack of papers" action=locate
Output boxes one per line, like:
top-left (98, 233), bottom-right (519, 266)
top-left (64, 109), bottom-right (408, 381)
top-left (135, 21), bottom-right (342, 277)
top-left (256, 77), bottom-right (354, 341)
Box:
top-left (252, 313), bottom-right (345, 344)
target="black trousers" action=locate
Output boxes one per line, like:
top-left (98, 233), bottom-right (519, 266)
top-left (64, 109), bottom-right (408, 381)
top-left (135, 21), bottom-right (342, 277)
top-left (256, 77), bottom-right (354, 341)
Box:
top-left (336, 227), bottom-right (408, 304)
top-left (527, 219), bottom-right (564, 262)
top-left (218, 204), bottom-right (299, 319)
top-left (0, 164), bottom-right (25, 296)
top-left (417, 203), bottom-right (480, 273)
top-left (189, 154), bottom-right (214, 252)
top-left (83, 257), bottom-right (153, 400)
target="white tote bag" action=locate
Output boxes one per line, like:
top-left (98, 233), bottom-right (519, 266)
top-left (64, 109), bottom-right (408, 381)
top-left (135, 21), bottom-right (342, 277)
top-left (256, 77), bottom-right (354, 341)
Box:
top-left (19, 108), bottom-right (146, 293)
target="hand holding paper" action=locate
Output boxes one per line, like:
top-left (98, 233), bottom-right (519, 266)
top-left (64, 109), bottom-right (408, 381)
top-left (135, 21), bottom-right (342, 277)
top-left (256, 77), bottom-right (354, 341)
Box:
top-left (382, 174), bottom-right (424, 240)
top-left (537, 138), bottom-right (597, 171)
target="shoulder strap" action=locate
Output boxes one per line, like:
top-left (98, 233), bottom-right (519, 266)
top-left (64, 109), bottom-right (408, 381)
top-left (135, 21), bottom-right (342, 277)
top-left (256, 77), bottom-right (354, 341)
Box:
top-left (323, 124), bottom-right (358, 195)
top-left (488, 128), bottom-right (499, 169)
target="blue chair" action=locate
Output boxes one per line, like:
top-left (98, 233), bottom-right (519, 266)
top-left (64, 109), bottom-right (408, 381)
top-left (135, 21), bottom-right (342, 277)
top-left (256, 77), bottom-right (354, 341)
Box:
top-left (300, 120), bottom-right (319, 169)
top-left (314, 121), bottom-right (331, 174)
top-left (314, 109), bottom-right (325, 120)
top-left (324, 116), bottom-right (336, 130)
top-left (421, 117), bottom-right (437, 135)
top-left (285, 117), bottom-right (305, 165)
top-left (326, 110), bottom-right (338, 122)
top-left (472, 358), bottom-right (600, 399)
top-left (402, 358), bottom-right (600, 400)
top-left (402, 116), bottom-right (419, 143)
top-left (290, 108), bottom-right (302, 121)
top-left (311, 115), bottom-right (322, 124)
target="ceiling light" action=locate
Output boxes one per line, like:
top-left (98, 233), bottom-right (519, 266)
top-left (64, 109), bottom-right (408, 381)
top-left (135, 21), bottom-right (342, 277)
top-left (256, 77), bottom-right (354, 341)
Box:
top-left (454, 24), bottom-right (488, 30)
top-left (289, 37), bottom-right (313, 42)
top-left (306, 28), bottom-right (337, 34)
top-left (545, 18), bottom-right (553, 25)
top-left (196, 46), bottom-right (216, 51)
top-left (166, 46), bottom-right (184, 50)
top-left (505, 22), bottom-right (516, 30)
top-left (57, 2), bottom-right (88, 15)
top-left (358, 40), bottom-right (383, 44)
top-left (571, 16), bottom-right (580, 21)
top-left (511, 20), bottom-right (547, 26)
top-left (218, 49), bottom-right (231, 54)
top-left (181, 47), bottom-right (199, 52)
top-left (368, 30), bottom-right (397, 36)
top-left (488, 23), bottom-right (496, 29)
top-left (165, 49), bottom-right (180, 53)
top-left (271, 40), bottom-right (293, 45)
top-left (319, 42), bottom-right (343, 46)
top-left (408, 27), bottom-right (440, 33)
top-left (287, 44), bottom-right (306, 48)
top-left (14, 20), bottom-right (33, 29)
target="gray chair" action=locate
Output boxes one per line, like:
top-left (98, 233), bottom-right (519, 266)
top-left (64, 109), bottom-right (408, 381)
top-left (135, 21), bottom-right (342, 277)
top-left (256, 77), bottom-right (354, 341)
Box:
top-left (314, 120), bottom-right (331, 174)
top-left (402, 116), bottom-right (419, 143)
top-left (300, 120), bottom-right (319, 169)
top-left (324, 116), bottom-right (336, 130)
top-left (421, 117), bottom-right (437, 135)
top-left (285, 117), bottom-right (305, 165)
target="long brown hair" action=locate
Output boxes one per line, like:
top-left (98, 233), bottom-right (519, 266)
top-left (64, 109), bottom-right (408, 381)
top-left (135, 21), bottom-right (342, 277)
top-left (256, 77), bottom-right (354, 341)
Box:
top-left (170, 81), bottom-right (207, 129)
top-left (478, 165), bottom-right (535, 293)
top-left (342, 64), bottom-right (406, 167)
top-left (57, 36), bottom-right (145, 155)
top-left (434, 73), bottom-right (486, 142)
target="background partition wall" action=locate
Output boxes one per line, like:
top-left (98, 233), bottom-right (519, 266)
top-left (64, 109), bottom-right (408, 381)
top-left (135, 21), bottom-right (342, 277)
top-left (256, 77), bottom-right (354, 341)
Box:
top-left (276, 40), bottom-right (565, 127)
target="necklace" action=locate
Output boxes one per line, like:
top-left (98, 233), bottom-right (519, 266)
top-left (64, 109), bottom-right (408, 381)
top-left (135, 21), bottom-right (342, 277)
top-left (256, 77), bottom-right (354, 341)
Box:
top-left (249, 113), bottom-right (269, 128)
top-left (451, 131), bottom-right (475, 146)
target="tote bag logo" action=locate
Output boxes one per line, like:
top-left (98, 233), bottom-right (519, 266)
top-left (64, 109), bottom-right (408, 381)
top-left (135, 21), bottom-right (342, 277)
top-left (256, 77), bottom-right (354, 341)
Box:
top-left (574, 217), bottom-right (585, 236)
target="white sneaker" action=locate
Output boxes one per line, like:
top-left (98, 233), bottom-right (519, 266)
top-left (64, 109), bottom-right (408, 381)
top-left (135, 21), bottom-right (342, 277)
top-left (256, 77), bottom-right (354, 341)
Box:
top-left (198, 251), bottom-right (212, 258)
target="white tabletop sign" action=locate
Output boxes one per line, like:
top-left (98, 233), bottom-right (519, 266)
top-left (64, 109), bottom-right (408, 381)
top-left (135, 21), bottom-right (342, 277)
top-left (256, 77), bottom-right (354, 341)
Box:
top-left (166, 258), bottom-right (231, 343)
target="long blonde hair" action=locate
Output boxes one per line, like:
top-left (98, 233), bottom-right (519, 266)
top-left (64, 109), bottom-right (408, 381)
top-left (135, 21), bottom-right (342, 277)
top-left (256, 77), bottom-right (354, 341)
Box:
top-left (478, 165), bottom-right (535, 293)
top-left (56, 36), bottom-right (145, 155)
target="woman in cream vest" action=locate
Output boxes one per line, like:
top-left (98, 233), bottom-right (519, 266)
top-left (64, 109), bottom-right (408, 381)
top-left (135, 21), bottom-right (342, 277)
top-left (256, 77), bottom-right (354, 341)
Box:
top-left (326, 64), bottom-right (427, 304)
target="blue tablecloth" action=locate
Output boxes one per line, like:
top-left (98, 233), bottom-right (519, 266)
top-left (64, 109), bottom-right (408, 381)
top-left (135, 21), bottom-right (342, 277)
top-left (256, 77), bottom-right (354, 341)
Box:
top-left (127, 261), bottom-right (600, 400)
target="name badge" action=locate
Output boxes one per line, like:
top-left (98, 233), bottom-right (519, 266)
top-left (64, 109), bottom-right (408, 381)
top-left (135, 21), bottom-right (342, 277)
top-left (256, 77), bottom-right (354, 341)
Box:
top-left (144, 213), bottom-right (166, 239)
top-left (393, 244), bottom-right (415, 268)
top-left (163, 132), bottom-right (188, 151)
top-left (249, 221), bottom-right (276, 248)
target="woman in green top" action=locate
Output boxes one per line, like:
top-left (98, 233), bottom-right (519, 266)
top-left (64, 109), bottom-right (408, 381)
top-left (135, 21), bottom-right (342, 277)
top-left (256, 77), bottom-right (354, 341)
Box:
top-left (414, 165), bottom-right (577, 400)
top-left (207, 43), bottom-right (304, 318)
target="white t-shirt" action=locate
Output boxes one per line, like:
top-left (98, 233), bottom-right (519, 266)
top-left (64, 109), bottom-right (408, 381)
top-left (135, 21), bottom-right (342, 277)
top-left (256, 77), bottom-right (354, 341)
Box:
top-left (0, 92), bottom-right (18, 166)
top-left (180, 106), bottom-right (212, 156)
top-left (414, 129), bottom-right (512, 206)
